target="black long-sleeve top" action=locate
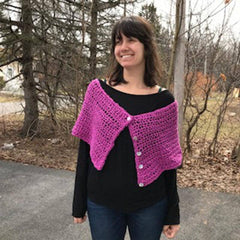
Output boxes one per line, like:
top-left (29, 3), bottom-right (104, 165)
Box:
top-left (72, 79), bottom-right (180, 225)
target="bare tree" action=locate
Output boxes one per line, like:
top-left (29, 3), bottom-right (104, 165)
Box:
top-left (183, 7), bottom-right (229, 154)
top-left (208, 38), bottom-right (240, 156)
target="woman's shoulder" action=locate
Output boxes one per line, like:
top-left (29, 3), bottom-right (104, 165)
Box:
top-left (160, 87), bottom-right (167, 92)
top-left (85, 78), bottom-right (101, 89)
top-left (156, 85), bottom-right (167, 92)
top-left (156, 85), bottom-right (175, 102)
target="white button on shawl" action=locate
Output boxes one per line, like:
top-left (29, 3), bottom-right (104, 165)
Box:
top-left (138, 164), bottom-right (143, 169)
top-left (136, 151), bottom-right (142, 156)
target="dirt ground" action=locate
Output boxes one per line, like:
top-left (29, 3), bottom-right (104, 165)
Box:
top-left (0, 115), bottom-right (78, 171)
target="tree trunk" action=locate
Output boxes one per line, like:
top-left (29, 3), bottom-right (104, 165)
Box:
top-left (21, 0), bottom-right (39, 137)
top-left (89, 0), bottom-right (98, 79)
top-left (173, 0), bottom-right (186, 147)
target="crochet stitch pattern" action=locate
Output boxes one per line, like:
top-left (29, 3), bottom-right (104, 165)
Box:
top-left (72, 79), bottom-right (182, 187)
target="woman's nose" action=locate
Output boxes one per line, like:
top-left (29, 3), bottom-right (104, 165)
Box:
top-left (120, 40), bottom-right (129, 50)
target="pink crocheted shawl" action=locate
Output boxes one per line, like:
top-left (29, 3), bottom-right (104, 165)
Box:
top-left (72, 79), bottom-right (182, 187)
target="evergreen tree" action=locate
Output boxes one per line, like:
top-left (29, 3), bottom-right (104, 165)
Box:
top-left (139, 3), bottom-right (171, 85)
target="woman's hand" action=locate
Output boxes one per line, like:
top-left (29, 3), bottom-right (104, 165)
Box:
top-left (73, 216), bottom-right (87, 224)
top-left (163, 224), bottom-right (180, 239)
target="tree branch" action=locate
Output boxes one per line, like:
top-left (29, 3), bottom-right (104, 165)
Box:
top-left (0, 17), bottom-right (23, 28)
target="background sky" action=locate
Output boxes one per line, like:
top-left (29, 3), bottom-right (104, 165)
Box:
top-left (139, 0), bottom-right (240, 39)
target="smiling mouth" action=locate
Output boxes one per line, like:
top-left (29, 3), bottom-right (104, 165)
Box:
top-left (121, 55), bottom-right (133, 58)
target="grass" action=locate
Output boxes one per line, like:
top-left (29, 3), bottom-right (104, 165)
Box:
top-left (0, 93), bottom-right (23, 103)
top-left (184, 94), bottom-right (240, 142)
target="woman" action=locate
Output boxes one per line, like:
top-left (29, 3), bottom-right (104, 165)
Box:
top-left (72, 16), bottom-right (182, 240)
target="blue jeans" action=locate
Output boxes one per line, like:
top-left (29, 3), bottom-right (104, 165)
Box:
top-left (87, 197), bottom-right (168, 240)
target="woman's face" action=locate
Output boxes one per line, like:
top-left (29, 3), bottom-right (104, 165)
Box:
top-left (114, 33), bottom-right (145, 70)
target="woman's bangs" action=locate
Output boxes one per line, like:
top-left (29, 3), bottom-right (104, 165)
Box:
top-left (114, 20), bottom-right (142, 41)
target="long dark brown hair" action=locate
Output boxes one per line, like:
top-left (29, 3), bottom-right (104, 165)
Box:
top-left (107, 16), bottom-right (162, 87)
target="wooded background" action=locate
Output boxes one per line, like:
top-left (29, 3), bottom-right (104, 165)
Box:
top-left (0, 0), bottom-right (239, 163)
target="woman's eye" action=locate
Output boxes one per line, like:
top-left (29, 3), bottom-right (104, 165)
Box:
top-left (129, 37), bottom-right (138, 42)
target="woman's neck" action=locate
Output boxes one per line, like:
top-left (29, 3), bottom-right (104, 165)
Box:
top-left (123, 68), bottom-right (146, 89)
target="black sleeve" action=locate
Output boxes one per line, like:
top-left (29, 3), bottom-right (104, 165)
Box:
top-left (72, 139), bottom-right (90, 218)
top-left (164, 169), bottom-right (180, 225)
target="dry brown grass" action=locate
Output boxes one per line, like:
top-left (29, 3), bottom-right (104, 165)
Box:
top-left (184, 95), bottom-right (240, 141)
top-left (0, 93), bottom-right (23, 103)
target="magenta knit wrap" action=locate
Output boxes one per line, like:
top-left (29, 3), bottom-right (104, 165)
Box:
top-left (72, 79), bottom-right (182, 187)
